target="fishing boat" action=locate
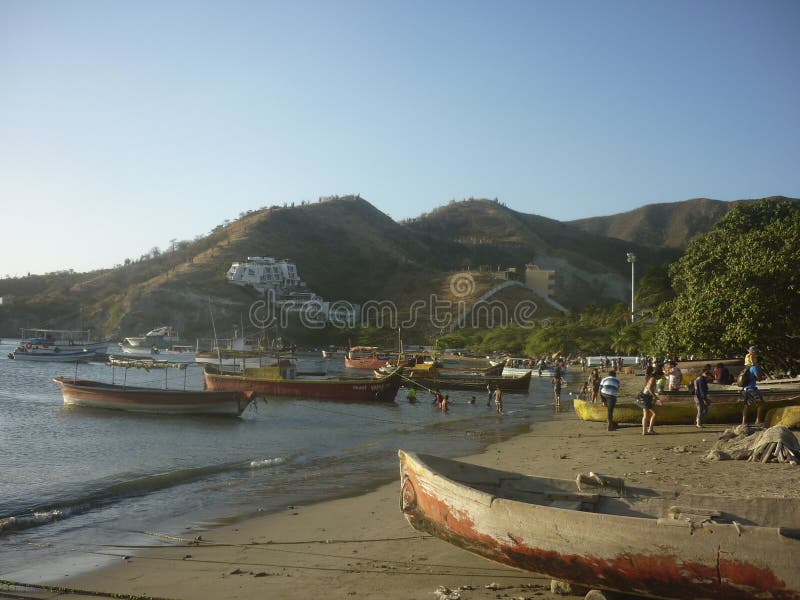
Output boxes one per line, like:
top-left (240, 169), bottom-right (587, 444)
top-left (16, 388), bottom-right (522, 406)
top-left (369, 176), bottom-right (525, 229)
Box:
top-left (8, 328), bottom-right (107, 362)
top-left (573, 388), bottom-right (800, 424)
top-left (204, 361), bottom-right (403, 402)
top-left (399, 450), bottom-right (800, 600)
top-left (344, 346), bottom-right (396, 370)
top-left (53, 377), bottom-right (254, 416)
top-left (403, 363), bottom-right (532, 394)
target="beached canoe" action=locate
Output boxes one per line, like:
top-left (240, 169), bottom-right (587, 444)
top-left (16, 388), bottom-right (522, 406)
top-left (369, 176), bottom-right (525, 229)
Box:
top-left (573, 390), bottom-right (800, 425)
top-left (204, 362), bottom-right (403, 402)
top-left (53, 377), bottom-right (255, 416)
top-left (398, 450), bottom-right (800, 600)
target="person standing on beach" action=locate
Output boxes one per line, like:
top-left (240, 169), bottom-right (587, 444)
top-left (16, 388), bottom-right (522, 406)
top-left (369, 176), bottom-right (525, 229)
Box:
top-left (692, 367), bottom-right (712, 428)
top-left (741, 355), bottom-right (767, 426)
top-left (640, 368), bottom-right (662, 435)
top-left (599, 370), bottom-right (621, 431)
top-left (486, 384), bottom-right (492, 406)
top-left (552, 373), bottom-right (563, 407)
top-left (492, 386), bottom-right (503, 414)
top-left (588, 369), bottom-right (601, 404)
top-left (667, 361), bottom-right (682, 391)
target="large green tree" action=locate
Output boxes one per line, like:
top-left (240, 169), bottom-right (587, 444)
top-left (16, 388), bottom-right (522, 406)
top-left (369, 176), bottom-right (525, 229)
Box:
top-left (652, 199), bottom-right (800, 369)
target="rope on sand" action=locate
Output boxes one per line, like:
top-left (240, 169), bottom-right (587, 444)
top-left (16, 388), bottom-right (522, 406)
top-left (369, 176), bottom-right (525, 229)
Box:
top-left (0, 579), bottom-right (180, 600)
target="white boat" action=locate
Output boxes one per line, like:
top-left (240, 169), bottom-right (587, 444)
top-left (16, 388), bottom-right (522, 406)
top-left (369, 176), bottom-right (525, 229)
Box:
top-left (9, 347), bottom-right (95, 362)
top-left (123, 326), bottom-right (181, 348)
top-left (501, 357), bottom-right (535, 377)
top-left (118, 344), bottom-right (196, 362)
top-left (8, 328), bottom-right (105, 362)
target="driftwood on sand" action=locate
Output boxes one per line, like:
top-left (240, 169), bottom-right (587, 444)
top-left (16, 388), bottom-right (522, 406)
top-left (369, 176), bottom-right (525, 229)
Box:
top-left (706, 425), bottom-right (800, 464)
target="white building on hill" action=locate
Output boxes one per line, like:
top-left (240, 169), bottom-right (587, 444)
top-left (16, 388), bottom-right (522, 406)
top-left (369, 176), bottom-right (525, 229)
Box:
top-left (226, 257), bottom-right (301, 293)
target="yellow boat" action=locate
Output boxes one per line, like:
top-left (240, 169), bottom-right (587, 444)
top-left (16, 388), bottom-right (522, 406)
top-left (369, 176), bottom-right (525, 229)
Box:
top-left (574, 390), bottom-right (800, 425)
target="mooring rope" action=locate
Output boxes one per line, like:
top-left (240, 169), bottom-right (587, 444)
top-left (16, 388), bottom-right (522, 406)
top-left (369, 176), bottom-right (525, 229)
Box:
top-left (0, 580), bottom-right (180, 600)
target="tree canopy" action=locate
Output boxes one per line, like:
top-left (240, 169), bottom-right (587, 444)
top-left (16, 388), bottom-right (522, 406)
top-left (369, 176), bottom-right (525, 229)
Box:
top-left (652, 199), bottom-right (800, 369)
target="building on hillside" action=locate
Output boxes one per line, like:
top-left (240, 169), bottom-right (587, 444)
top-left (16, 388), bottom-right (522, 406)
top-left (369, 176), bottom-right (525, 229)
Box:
top-left (525, 264), bottom-right (556, 297)
top-left (226, 257), bottom-right (302, 293)
top-left (226, 257), bottom-right (358, 325)
top-left (0, 296), bottom-right (13, 306)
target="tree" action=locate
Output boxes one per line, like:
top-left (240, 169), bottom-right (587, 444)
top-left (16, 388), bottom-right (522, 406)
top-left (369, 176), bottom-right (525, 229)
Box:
top-left (652, 199), bottom-right (800, 370)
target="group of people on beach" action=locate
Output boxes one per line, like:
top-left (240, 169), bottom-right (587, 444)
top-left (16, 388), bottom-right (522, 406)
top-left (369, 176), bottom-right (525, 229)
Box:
top-left (593, 346), bottom-right (769, 434)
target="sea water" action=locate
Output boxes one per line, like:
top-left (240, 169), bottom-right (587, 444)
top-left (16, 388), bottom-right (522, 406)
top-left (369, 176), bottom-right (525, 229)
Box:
top-left (0, 341), bottom-right (570, 581)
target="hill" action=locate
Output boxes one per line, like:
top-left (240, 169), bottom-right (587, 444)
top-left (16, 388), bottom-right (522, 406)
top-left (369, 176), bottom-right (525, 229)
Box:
top-left (405, 199), bottom-right (678, 307)
top-left (567, 196), bottom-right (800, 249)
top-left (0, 194), bottom-right (778, 342)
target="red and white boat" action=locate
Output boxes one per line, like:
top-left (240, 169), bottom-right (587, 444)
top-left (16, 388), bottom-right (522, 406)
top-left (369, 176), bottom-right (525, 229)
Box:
top-left (344, 346), bottom-right (396, 370)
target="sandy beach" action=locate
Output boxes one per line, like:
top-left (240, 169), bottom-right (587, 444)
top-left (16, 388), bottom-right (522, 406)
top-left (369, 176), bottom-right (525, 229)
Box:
top-left (13, 375), bottom-right (800, 600)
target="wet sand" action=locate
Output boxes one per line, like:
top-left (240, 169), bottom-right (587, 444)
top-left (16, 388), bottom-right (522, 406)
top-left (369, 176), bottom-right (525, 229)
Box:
top-left (15, 375), bottom-right (800, 600)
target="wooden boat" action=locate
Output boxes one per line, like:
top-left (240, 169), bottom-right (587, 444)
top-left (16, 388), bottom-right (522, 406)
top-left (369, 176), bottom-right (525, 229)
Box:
top-left (204, 361), bottom-right (403, 402)
top-left (399, 450), bottom-right (800, 600)
top-left (404, 365), bottom-right (531, 394)
top-left (53, 377), bottom-right (255, 416)
top-left (344, 346), bottom-right (396, 370)
top-left (573, 388), bottom-right (800, 424)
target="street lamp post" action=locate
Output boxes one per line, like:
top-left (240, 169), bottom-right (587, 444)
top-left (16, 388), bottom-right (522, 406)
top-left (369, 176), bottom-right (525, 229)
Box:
top-left (626, 252), bottom-right (636, 323)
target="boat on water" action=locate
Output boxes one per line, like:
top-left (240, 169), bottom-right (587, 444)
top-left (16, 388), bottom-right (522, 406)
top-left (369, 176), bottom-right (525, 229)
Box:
top-left (399, 450), bottom-right (800, 600)
top-left (204, 360), bottom-right (403, 402)
top-left (344, 346), bottom-right (397, 370)
top-left (402, 363), bottom-right (532, 393)
top-left (573, 387), bottom-right (800, 424)
top-left (122, 326), bottom-right (182, 349)
top-left (53, 377), bottom-right (254, 416)
top-left (7, 328), bottom-right (106, 362)
top-left (119, 344), bottom-right (196, 362)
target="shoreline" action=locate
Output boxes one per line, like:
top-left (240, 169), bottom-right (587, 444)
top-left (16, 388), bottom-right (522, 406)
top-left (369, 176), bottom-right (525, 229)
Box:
top-left (12, 372), bottom-right (800, 599)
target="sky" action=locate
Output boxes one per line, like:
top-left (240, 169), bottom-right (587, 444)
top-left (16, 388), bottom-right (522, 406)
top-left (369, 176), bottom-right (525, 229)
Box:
top-left (1, 0), bottom-right (799, 276)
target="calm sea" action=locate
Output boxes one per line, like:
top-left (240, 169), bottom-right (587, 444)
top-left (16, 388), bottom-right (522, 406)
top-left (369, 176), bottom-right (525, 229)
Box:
top-left (0, 342), bottom-right (568, 581)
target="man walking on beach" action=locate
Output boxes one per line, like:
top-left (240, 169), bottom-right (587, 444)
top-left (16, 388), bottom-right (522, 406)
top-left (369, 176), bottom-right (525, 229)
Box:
top-left (599, 370), bottom-right (621, 431)
top-left (692, 366), bottom-right (712, 428)
top-left (741, 355), bottom-right (766, 426)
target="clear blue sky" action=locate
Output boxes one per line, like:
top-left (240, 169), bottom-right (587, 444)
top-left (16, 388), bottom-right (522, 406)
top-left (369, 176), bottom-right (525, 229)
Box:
top-left (1, 0), bottom-right (798, 276)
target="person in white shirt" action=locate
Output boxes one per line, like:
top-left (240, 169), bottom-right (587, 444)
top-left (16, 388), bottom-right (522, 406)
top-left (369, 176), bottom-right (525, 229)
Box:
top-left (599, 370), bottom-right (621, 431)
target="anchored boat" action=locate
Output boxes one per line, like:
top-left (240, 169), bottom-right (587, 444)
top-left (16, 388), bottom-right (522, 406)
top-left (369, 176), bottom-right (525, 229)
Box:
top-left (204, 361), bottom-right (403, 402)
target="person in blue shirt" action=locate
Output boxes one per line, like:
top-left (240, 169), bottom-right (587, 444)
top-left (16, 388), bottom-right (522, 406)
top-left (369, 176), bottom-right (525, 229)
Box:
top-left (599, 370), bottom-right (621, 431)
top-left (741, 356), bottom-right (767, 426)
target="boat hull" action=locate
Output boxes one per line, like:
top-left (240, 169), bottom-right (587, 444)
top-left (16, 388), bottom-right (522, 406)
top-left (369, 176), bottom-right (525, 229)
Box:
top-left (399, 450), bottom-right (800, 600)
top-left (204, 367), bottom-right (403, 402)
top-left (53, 378), bottom-right (254, 416)
top-left (10, 349), bottom-right (96, 362)
top-left (574, 390), bottom-right (800, 424)
top-left (407, 371), bottom-right (531, 394)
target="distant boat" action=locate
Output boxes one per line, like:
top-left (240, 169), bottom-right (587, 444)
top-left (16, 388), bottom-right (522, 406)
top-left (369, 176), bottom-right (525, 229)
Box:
top-left (344, 346), bottom-right (396, 370)
top-left (403, 363), bottom-right (532, 393)
top-left (8, 329), bottom-right (104, 362)
top-left (204, 361), bottom-right (403, 402)
top-left (399, 450), bottom-right (800, 600)
top-left (501, 357), bottom-right (537, 377)
top-left (122, 326), bottom-right (181, 349)
top-left (53, 377), bottom-right (254, 416)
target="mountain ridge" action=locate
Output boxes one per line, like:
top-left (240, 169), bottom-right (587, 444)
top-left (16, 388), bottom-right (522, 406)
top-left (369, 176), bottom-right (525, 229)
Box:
top-left (1, 195), bottom-right (792, 339)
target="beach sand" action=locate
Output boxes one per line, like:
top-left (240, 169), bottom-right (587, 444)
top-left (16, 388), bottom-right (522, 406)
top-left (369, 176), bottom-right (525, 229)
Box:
top-left (16, 380), bottom-right (800, 600)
